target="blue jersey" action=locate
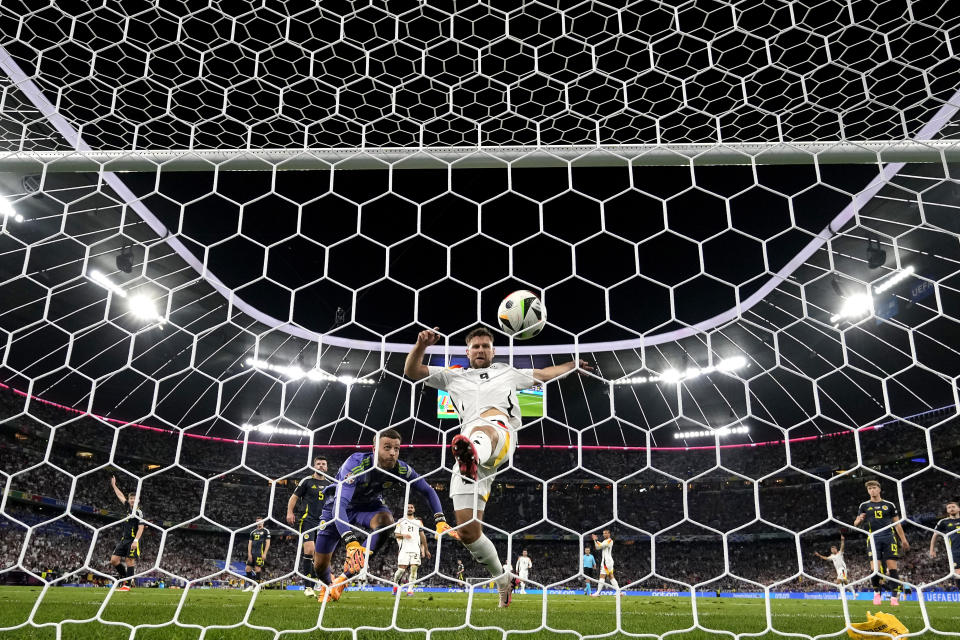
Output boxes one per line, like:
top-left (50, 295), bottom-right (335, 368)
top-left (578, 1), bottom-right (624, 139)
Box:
top-left (582, 553), bottom-right (596, 569)
top-left (323, 452), bottom-right (443, 536)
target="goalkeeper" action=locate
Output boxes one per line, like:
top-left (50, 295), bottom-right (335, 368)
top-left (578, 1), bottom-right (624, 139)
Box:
top-left (316, 428), bottom-right (457, 602)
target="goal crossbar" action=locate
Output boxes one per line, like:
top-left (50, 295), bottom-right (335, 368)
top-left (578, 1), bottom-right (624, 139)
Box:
top-left (1, 141), bottom-right (960, 172)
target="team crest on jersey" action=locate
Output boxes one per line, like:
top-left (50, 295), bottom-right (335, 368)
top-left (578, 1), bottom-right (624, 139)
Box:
top-left (345, 475), bottom-right (355, 485)
top-left (883, 505), bottom-right (888, 510)
top-left (479, 372), bottom-right (489, 380)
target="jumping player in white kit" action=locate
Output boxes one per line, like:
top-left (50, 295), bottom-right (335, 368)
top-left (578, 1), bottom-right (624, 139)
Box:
top-left (405, 326), bottom-right (589, 608)
top-left (393, 503), bottom-right (430, 595)
top-left (814, 535), bottom-right (848, 585)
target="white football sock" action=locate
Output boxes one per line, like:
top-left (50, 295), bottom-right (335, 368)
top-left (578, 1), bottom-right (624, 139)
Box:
top-left (464, 535), bottom-right (505, 584)
top-left (610, 577), bottom-right (620, 590)
top-left (393, 568), bottom-right (406, 585)
top-left (409, 565), bottom-right (418, 585)
top-left (597, 576), bottom-right (606, 593)
top-left (469, 431), bottom-right (494, 466)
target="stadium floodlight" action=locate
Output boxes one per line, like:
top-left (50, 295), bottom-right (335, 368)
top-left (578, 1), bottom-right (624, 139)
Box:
top-left (659, 369), bottom-right (682, 383)
top-left (241, 423), bottom-right (307, 436)
top-left (127, 294), bottom-right (165, 324)
top-left (88, 269), bottom-right (127, 298)
top-left (613, 355), bottom-right (749, 385)
top-left (0, 198), bottom-right (23, 223)
top-left (716, 355), bottom-right (747, 372)
top-left (830, 293), bottom-right (873, 324)
top-left (245, 358), bottom-right (375, 385)
top-left (674, 426), bottom-right (750, 439)
top-left (874, 265), bottom-right (915, 294)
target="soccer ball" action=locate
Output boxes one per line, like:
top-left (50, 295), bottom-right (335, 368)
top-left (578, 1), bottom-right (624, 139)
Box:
top-left (497, 290), bottom-right (546, 340)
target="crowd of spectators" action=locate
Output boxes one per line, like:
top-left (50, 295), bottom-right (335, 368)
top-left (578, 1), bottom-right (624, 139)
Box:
top-left (2, 385), bottom-right (959, 592)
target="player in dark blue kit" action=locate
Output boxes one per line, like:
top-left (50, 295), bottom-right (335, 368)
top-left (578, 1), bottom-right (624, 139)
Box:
top-left (854, 480), bottom-right (910, 606)
top-left (315, 428), bottom-right (457, 603)
top-left (243, 517), bottom-right (271, 592)
top-left (929, 499), bottom-right (960, 584)
top-left (109, 475), bottom-right (144, 592)
top-left (286, 455), bottom-right (328, 597)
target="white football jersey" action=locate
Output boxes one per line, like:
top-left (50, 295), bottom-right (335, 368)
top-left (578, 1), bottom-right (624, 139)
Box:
top-left (425, 363), bottom-right (537, 429)
top-left (395, 518), bottom-right (422, 553)
top-left (827, 552), bottom-right (846, 572)
top-left (516, 556), bottom-right (532, 573)
top-left (596, 538), bottom-right (614, 569)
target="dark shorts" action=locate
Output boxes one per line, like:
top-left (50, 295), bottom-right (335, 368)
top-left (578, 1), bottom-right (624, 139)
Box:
top-left (868, 538), bottom-right (900, 561)
top-left (315, 505), bottom-right (392, 555)
top-left (300, 517), bottom-right (322, 544)
top-left (112, 540), bottom-right (140, 560)
top-left (248, 556), bottom-right (265, 568)
top-left (583, 566), bottom-right (596, 580)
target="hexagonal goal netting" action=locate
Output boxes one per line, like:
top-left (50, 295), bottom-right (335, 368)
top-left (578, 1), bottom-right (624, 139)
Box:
top-left (1, 2), bottom-right (960, 640)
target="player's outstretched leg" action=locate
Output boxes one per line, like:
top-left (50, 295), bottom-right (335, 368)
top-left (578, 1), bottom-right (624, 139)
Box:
top-left (451, 434), bottom-right (479, 480)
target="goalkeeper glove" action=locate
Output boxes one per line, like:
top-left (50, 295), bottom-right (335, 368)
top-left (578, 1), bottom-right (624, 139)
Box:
top-left (847, 611), bottom-right (908, 640)
top-left (435, 514), bottom-right (459, 540)
top-left (341, 531), bottom-right (367, 574)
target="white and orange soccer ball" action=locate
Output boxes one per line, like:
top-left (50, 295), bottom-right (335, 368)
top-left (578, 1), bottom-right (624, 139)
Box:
top-left (497, 290), bottom-right (546, 340)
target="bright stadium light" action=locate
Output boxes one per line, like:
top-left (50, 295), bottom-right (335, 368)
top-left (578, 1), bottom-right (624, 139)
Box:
top-left (128, 294), bottom-right (164, 324)
top-left (613, 355), bottom-right (749, 385)
top-left (674, 425), bottom-right (750, 439)
top-left (874, 265), bottom-right (915, 294)
top-left (88, 269), bottom-right (127, 298)
top-left (245, 358), bottom-right (375, 385)
top-left (0, 198), bottom-right (23, 223)
top-left (830, 293), bottom-right (873, 324)
top-left (716, 355), bottom-right (747, 372)
top-left (241, 423), bottom-right (307, 436)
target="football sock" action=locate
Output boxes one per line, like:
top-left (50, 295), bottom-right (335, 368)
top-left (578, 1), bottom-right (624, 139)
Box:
top-left (245, 570), bottom-right (256, 581)
top-left (469, 431), bottom-right (494, 466)
top-left (115, 564), bottom-right (127, 580)
top-left (465, 534), bottom-right (505, 583)
top-left (393, 568), bottom-right (406, 585)
top-left (317, 564), bottom-right (332, 586)
top-left (610, 577), bottom-right (621, 590)
top-left (871, 573), bottom-right (881, 591)
top-left (301, 556), bottom-right (314, 581)
top-left (408, 565), bottom-right (418, 586)
top-left (888, 569), bottom-right (901, 596)
top-left (597, 576), bottom-right (606, 593)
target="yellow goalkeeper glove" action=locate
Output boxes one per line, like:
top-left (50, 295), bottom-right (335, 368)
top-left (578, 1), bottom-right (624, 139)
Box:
top-left (847, 611), bottom-right (908, 640)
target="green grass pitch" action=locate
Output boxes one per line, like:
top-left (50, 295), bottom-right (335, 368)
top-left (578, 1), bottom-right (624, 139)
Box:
top-left (1, 587), bottom-right (958, 640)
top-left (518, 393), bottom-right (543, 417)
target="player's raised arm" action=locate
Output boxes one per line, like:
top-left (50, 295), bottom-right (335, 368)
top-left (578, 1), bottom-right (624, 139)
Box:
top-left (110, 476), bottom-right (127, 505)
top-left (404, 327), bottom-right (441, 381)
top-left (814, 551), bottom-right (828, 560)
top-left (533, 359), bottom-right (594, 382)
top-left (839, 535), bottom-right (845, 554)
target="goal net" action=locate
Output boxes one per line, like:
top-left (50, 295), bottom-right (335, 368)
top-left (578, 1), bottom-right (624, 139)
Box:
top-left (1, 2), bottom-right (959, 639)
